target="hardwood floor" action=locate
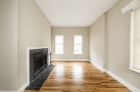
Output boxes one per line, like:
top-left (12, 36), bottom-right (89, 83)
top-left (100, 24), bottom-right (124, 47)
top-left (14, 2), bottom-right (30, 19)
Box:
top-left (24, 61), bottom-right (131, 92)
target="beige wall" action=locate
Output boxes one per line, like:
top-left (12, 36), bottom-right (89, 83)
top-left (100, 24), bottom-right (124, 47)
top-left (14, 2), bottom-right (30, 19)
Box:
top-left (106, 0), bottom-right (140, 89)
top-left (0, 0), bottom-right (17, 90)
top-left (1, 0), bottom-right (140, 91)
top-left (89, 0), bottom-right (140, 90)
top-left (51, 27), bottom-right (89, 59)
top-left (89, 14), bottom-right (106, 69)
top-left (18, 0), bottom-right (51, 89)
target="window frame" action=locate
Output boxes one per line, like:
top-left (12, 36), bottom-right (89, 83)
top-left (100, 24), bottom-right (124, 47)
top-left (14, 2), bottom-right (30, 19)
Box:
top-left (74, 35), bottom-right (83, 54)
top-left (55, 35), bottom-right (64, 54)
top-left (129, 6), bottom-right (140, 73)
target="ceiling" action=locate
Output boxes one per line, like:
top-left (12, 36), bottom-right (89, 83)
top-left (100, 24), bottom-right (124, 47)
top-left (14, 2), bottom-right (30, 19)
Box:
top-left (34, 0), bottom-right (119, 27)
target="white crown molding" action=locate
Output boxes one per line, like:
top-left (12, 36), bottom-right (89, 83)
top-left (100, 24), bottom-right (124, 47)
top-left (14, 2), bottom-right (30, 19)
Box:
top-left (51, 59), bottom-right (89, 61)
top-left (89, 60), bottom-right (104, 72)
top-left (121, 0), bottom-right (140, 14)
top-left (105, 69), bottom-right (140, 92)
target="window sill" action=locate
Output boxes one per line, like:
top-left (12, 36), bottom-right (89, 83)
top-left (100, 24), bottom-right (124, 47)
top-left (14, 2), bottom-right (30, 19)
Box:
top-left (128, 68), bottom-right (140, 74)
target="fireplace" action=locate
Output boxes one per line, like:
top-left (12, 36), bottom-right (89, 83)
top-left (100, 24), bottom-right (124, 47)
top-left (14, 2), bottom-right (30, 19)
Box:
top-left (30, 48), bottom-right (48, 83)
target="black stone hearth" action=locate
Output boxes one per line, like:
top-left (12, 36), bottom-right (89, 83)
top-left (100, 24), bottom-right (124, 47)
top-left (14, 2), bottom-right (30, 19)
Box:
top-left (25, 65), bottom-right (55, 90)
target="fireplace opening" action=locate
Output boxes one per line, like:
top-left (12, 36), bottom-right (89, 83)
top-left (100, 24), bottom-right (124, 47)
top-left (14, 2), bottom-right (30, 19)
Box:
top-left (30, 48), bottom-right (48, 83)
top-left (34, 52), bottom-right (47, 74)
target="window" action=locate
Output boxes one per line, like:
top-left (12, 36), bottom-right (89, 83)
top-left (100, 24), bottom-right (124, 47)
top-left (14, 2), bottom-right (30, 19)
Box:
top-left (55, 35), bottom-right (63, 54)
top-left (130, 6), bottom-right (140, 73)
top-left (74, 35), bottom-right (82, 54)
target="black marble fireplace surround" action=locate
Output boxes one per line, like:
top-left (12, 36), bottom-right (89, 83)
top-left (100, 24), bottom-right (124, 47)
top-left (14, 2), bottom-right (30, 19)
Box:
top-left (30, 48), bottom-right (48, 83)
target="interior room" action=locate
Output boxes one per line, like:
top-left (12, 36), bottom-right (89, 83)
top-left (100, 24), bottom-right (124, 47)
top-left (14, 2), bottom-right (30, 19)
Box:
top-left (0, 0), bottom-right (140, 92)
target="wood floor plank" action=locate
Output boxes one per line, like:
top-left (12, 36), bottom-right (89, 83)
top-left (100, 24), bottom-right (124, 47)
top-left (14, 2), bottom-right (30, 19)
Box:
top-left (24, 61), bottom-right (131, 92)
top-left (40, 61), bottom-right (131, 92)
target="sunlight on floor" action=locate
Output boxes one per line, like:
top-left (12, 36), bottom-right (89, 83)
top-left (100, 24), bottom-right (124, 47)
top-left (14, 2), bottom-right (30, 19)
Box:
top-left (73, 65), bottom-right (83, 79)
top-left (55, 65), bottom-right (64, 75)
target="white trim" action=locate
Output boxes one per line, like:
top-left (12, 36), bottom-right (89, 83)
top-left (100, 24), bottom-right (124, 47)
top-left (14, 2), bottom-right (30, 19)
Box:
top-left (55, 35), bottom-right (64, 54)
top-left (26, 46), bottom-right (49, 86)
top-left (0, 83), bottom-right (27, 92)
top-left (105, 69), bottom-right (140, 92)
top-left (89, 60), bottom-right (104, 72)
top-left (51, 59), bottom-right (89, 61)
top-left (130, 10), bottom-right (133, 69)
top-left (129, 68), bottom-right (140, 74)
top-left (74, 35), bottom-right (83, 54)
top-left (121, 0), bottom-right (140, 14)
top-left (129, 8), bottom-right (140, 73)
top-left (17, 83), bottom-right (27, 92)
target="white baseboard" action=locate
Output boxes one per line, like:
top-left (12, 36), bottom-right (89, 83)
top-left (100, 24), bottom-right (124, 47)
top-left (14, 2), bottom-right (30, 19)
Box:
top-left (51, 59), bottom-right (89, 61)
top-left (0, 83), bottom-right (27, 92)
top-left (105, 69), bottom-right (140, 92)
top-left (17, 83), bottom-right (27, 92)
top-left (1, 63), bottom-right (139, 92)
top-left (89, 60), bottom-right (140, 92)
top-left (89, 60), bottom-right (104, 72)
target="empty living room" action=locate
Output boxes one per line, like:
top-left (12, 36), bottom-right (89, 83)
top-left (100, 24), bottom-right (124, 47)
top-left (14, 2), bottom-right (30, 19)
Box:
top-left (0, 0), bottom-right (140, 92)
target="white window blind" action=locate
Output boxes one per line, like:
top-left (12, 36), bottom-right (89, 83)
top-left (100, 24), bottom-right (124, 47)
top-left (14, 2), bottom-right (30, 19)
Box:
top-left (74, 35), bottom-right (82, 54)
top-left (130, 6), bottom-right (140, 72)
top-left (55, 35), bottom-right (63, 54)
